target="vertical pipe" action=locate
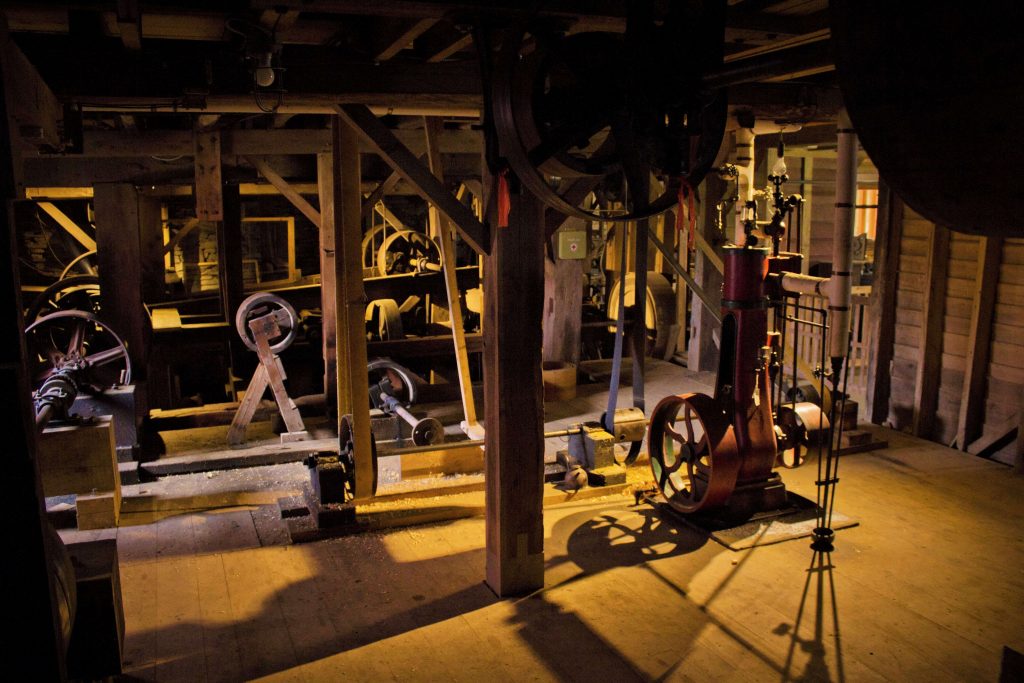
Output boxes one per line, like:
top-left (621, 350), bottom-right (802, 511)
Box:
top-left (829, 109), bottom-right (858, 370)
top-left (733, 126), bottom-right (755, 244)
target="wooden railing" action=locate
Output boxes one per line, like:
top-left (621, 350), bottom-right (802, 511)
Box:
top-left (786, 287), bottom-right (872, 403)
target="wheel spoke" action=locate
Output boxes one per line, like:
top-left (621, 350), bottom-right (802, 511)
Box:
top-left (664, 422), bottom-right (687, 445)
top-left (84, 347), bottom-right (124, 367)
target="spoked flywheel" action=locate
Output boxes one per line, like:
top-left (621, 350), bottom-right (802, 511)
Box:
top-left (25, 310), bottom-right (131, 393)
top-left (647, 392), bottom-right (739, 513)
top-left (491, 9), bottom-right (728, 223)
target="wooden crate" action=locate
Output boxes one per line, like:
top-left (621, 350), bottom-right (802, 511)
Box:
top-left (38, 417), bottom-right (120, 528)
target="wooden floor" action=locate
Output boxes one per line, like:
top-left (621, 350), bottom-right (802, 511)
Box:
top-left (95, 421), bottom-right (1024, 682)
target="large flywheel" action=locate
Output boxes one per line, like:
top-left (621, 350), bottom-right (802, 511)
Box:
top-left (647, 392), bottom-right (740, 514)
top-left (491, 4), bottom-right (728, 222)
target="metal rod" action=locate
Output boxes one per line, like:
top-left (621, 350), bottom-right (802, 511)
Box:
top-left (378, 424), bottom-right (640, 457)
top-left (782, 314), bottom-right (829, 329)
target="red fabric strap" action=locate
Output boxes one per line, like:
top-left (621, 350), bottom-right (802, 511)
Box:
top-left (496, 169), bottom-right (511, 229)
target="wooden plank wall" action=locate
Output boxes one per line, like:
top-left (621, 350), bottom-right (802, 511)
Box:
top-left (932, 231), bottom-right (979, 445)
top-left (807, 157), bottom-right (836, 269)
top-left (883, 202), bottom-right (1023, 464)
top-left (986, 238), bottom-right (1024, 461)
top-left (888, 207), bottom-right (930, 430)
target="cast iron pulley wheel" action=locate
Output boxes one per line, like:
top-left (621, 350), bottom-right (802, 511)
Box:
top-left (235, 292), bottom-right (299, 354)
top-left (339, 413), bottom-right (378, 499)
top-left (59, 250), bottom-right (97, 280)
top-left (25, 310), bottom-right (132, 393)
top-left (376, 231), bottom-right (440, 277)
top-left (492, 25), bottom-right (728, 223)
top-left (25, 275), bottom-right (102, 324)
top-left (367, 358), bottom-right (418, 406)
top-left (365, 299), bottom-right (404, 341)
top-left (606, 272), bottom-right (676, 358)
top-left (647, 392), bottom-right (739, 514)
top-left (775, 402), bottom-right (828, 469)
top-left (361, 224), bottom-right (389, 269)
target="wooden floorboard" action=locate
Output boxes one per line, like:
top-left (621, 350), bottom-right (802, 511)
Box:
top-left (111, 402), bottom-right (1023, 682)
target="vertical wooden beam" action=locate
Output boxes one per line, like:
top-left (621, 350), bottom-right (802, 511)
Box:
top-left (688, 176), bottom-right (724, 372)
top-left (218, 185), bottom-right (245, 374)
top-left (424, 116), bottom-right (480, 434)
top-left (116, 0), bottom-right (142, 50)
top-left (865, 181), bottom-right (903, 424)
top-left (484, 182), bottom-right (545, 596)
top-left (138, 193), bottom-right (164, 303)
top-left (94, 183), bottom-right (150, 383)
top-left (317, 151), bottom-right (338, 410)
top-left (0, 26), bottom-right (65, 676)
top-left (672, 209), bottom-right (689, 355)
top-left (217, 186), bottom-right (244, 321)
top-left (331, 117), bottom-right (374, 499)
top-left (912, 223), bottom-right (950, 438)
top-left (955, 235), bottom-right (1002, 449)
top-left (542, 240), bottom-right (584, 367)
top-left (193, 128), bottom-right (222, 221)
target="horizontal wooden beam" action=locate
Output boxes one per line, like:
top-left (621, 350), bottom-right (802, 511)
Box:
top-left (55, 127), bottom-right (481, 158)
top-left (335, 103), bottom-right (489, 255)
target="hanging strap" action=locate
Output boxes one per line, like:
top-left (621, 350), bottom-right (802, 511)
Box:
top-left (675, 178), bottom-right (697, 251)
top-left (603, 222), bottom-right (645, 464)
top-left (604, 223), bottom-right (629, 434)
top-left (496, 169), bottom-right (512, 229)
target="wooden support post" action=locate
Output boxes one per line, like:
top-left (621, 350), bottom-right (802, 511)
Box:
top-left (331, 117), bottom-right (374, 500)
top-left (193, 128), bottom-right (222, 221)
top-left (672, 210), bottom-right (689, 354)
top-left (484, 182), bottom-right (545, 596)
top-left (138, 192), bottom-right (164, 303)
top-left (912, 223), bottom-right (950, 438)
top-left (688, 176), bottom-right (725, 372)
top-left (93, 183), bottom-right (151, 384)
top-left (542, 230), bottom-right (584, 367)
top-left (955, 235), bottom-right (1003, 449)
top-left (865, 182), bottom-right (903, 424)
top-left (424, 116), bottom-right (480, 436)
top-left (0, 25), bottom-right (66, 675)
top-left (116, 0), bottom-right (142, 50)
top-left (317, 151), bottom-right (338, 410)
top-left (217, 185), bottom-right (245, 384)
